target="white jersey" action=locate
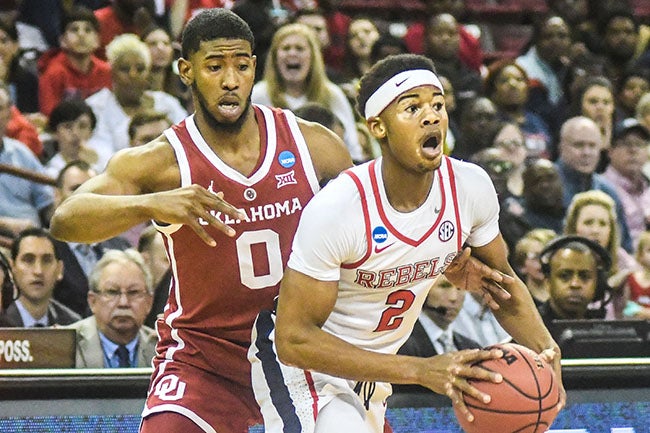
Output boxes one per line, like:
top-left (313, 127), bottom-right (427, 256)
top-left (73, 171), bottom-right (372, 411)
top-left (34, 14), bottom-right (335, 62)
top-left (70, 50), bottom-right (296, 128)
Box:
top-left (250, 155), bottom-right (500, 433)
top-left (289, 155), bottom-right (499, 353)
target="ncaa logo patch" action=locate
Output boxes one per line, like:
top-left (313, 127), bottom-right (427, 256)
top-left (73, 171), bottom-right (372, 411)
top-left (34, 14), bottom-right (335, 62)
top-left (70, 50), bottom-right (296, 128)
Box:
top-left (372, 226), bottom-right (388, 243)
top-left (438, 221), bottom-right (455, 242)
top-left (278, 150), bottom-right (296, 168)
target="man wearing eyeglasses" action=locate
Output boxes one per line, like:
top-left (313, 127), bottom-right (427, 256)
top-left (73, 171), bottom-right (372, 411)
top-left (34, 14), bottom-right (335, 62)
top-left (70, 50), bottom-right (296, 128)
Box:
top-left (66, 249), bottom-right (157, 368)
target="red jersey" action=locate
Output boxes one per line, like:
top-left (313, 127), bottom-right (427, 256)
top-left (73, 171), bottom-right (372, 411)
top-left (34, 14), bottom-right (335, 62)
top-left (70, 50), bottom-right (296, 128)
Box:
top-left (627, 273), bottom-right (650, 308)
top-left (153, 104), bottom-right (320, 387)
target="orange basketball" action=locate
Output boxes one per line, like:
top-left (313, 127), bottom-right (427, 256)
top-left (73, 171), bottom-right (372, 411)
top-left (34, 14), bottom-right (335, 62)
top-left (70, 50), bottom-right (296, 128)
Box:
top-left (453, 343), bottom-right (561, 433)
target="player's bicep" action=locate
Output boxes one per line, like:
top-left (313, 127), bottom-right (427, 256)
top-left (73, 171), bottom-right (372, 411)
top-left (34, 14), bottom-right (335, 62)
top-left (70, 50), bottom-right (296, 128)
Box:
top-left (276, 268), bottom-right (338, 334)
top-left (299, 120), bottom-right (353, 184)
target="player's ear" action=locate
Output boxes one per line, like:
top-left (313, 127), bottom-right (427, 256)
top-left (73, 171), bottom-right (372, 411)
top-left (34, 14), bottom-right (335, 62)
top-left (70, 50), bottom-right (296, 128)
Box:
top-left (367, 117), bottom-right (387, 139)
top-left (177, 57), bottom-right (193, 86)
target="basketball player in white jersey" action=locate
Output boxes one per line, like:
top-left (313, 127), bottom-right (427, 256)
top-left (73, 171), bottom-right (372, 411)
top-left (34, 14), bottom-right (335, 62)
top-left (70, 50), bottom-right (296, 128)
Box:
top-left (249, 54), bottom-right (565, 433)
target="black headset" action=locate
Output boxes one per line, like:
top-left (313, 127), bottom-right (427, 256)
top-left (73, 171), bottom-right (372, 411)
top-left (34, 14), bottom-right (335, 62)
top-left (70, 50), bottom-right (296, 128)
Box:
top-left (539, 235), bottom-right (612, 305)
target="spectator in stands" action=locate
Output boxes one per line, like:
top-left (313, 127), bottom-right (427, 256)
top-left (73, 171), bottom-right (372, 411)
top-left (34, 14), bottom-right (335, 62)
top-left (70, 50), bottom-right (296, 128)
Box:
top-left (43, 98), bottom-right (98, 178)
top-left (395, 275), bottom-right (481, 393)
top-left (93, 0), bottom-right (158, 59)
top-left (0, 248), bottom-right (17, 322)
top-left (564, 189), bottom-right (640, 319)
top-left (403, 0), bottom-right (484, 73)
top-left (622, 230), bottom-right (650, 319)
top-left (399, 275), bottom-right (480, 358)
top-left (128, 109), bottom-right (171, 148)
top-left (86, 33), bottom-right (187, 169)
top-left (0, 84), bottom-right (54, 240)
top-left (138, 225), bottom-right (170, 329)
top-left (454, 290), bottom-right (512, 348)
top-left (141, 25), bottom-right (190, 111)
top-left (595, 7), bottom-right (642, 90)
top-left (492, 122), bottom-right (527, 198)
top-left (52, 160), bottom-right (131, 317)
top-left (537, 235), bottom-right (612, 326)
top-left (484, 60), bottom-right (552, 161)
top-left (0, 20), bottom-right (39, 114)
top-left (294, 8), bottom-right (342, 82)
top-left (122, 111), bottom-right (173, 246)
top-left (469, 146), bottom-right (512, 205)
top-left (424, 13), bottom-right (482, 113)
top-left (614, 68), bottom-right (650, 123)
top-left (338, 17), bottom-right (379, 90)
top-left (0, 227), bottom-right (80, 327)
top-left (38, 6), bottom-right (112, 117)
top-left (499, 159), bottom-right (566, 254)
top-left (369, 32), bottom-right (408, 66)
top-left (602, 118), bottom-right (650, 246)
top-left (512, 228), bottom-right (558, 307)
top-left (569, 75), bottom-right (615, 165)
top-left (292, 102), bottom-right (344, 141)
top-left (67, 249), bottom-right (156, 368)
top-left (452, 96), bottom-right (500, 160)
top-left (555, 116), bottom-right (633, 253)
top-left (251, 23), bottom-right (364, 162)
top-left (516, 14), bottom-right (574, 145)
top-left (438, 75), bottom-right (458, 155)
top-left (168, 0), bottom-right (236, 41)
top-left (635, 92), bottom-right (650, 180)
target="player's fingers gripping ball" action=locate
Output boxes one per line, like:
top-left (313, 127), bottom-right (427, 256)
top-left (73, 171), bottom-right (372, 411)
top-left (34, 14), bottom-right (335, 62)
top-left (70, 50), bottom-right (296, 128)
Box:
top-left (453, 343), bottom-right (561, 433)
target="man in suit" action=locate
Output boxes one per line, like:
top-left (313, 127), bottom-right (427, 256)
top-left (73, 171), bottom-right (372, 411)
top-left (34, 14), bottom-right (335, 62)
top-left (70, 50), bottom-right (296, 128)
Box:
top-left (52, 160), bottom-right (131, 317)
top-left (395, 275), bottom-right (481, 395)
top-left (67, 248), bottom-right (156, 368)
top-left (399, 275), bottom-right (481, 358)
top-left (0, 227), bottom-right (80, 327)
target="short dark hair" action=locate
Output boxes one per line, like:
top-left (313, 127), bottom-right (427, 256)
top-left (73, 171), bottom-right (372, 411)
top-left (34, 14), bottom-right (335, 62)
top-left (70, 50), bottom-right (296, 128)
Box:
top-left (356, 54), bottom-right (436, 119)
top-left (293, 102), bottom-right (341, 131)
top-left (11, 228), bottom-right (57, 261)
top-left (61, 5), bottom-right (100, 34)
top-left (181, 8), bottom-right (255, 58)
top-left (128, 110), bottom-right (172, 139)
top-left (56, 159), bottom-right (93, 189)
top-left (47, 98), bottom-right (97, 132)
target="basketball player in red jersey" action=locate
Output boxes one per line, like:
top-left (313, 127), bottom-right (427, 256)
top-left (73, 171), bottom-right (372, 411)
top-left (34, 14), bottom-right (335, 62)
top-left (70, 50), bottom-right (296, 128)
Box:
top-left (51, 9), bottom-right (515, 433)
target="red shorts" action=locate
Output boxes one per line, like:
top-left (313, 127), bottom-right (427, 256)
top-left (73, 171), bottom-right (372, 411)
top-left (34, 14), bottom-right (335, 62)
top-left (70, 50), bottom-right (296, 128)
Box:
top-left (142, 360), bottom-right (262, 433)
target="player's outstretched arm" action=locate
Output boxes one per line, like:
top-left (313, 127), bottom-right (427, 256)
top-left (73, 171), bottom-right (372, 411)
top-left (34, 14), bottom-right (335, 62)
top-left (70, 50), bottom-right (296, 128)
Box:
top-left (275, 268), bottom-right (504, 403)
top-left (470, 233), bottom-right (566, 409)
top-left (443, 247), bottom-right (514, 309)
top-left (50, 140), bottom-right (245, 246)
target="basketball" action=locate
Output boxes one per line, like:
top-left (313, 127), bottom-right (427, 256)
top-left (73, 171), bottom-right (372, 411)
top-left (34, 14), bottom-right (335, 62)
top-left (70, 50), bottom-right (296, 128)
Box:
top-left (453, 343), bottom-right (561, 433)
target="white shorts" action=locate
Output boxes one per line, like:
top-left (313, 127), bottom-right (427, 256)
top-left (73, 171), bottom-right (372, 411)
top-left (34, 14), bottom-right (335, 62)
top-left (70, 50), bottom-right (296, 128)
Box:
top-left (249, 310), bottom-right (391, 433)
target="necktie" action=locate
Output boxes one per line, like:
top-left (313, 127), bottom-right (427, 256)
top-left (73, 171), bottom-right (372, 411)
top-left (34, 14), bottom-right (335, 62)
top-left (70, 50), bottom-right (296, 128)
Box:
top-left (115, 345), bottom-right (131, 368)
top-left (438, 332), bottom-right (456, 353)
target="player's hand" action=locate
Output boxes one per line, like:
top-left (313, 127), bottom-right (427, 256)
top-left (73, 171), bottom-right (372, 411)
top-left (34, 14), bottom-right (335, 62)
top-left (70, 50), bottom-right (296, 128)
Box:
top-left (147, 184), bottom-right (246, 246)
top-left (421, 348), bottom-right (504, 422)
top-left (539, 346), bottom-right (566, 411)
top-left (443, 247), bottom-right (513, 309)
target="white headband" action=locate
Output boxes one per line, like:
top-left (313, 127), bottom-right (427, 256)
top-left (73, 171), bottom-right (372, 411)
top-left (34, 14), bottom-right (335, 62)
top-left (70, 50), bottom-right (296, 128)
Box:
top-left (364, 69), bottom-right (444, 119)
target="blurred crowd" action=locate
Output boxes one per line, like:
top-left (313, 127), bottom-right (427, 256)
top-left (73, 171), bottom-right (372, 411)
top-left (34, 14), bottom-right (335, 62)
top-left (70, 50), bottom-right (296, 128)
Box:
top-left (0, 0), bottom-right (649, 368)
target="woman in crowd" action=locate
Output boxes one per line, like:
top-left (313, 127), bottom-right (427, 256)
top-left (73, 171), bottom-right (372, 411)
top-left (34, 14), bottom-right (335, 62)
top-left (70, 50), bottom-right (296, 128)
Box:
top-left (484, 59), bottom-right (552, 161)
top-left (492, 121), bottom-right (528, 199)
top-left (512, 228), bottom-right (558, 307)
top-left (564, 189), bottom-right (640, 319)
top-left (570, 75), bottom-right (615, 171)
top-left (141, 25), bottom-right (190, 111)
top-left (251, 22), bottom-right (364, 162)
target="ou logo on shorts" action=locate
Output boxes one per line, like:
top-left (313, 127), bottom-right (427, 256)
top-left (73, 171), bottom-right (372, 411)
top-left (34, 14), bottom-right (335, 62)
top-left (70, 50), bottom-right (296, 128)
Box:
top-left (154, 374), bottom-right (187, 401)
top-left (438, 221), bottom-right (455, 242)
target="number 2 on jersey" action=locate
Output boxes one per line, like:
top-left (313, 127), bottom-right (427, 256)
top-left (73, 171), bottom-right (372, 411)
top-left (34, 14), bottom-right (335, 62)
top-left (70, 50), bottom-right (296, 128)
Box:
top-left (375, 289), bottom-right (416, 331)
